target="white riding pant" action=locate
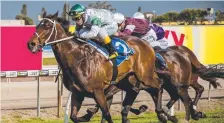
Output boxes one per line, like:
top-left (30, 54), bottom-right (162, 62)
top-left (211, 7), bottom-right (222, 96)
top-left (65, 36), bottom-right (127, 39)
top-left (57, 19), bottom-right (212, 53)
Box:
top-left (78, 22), bottom-right (118, 42)
top-left (141, 29), bottom-right (168, 49)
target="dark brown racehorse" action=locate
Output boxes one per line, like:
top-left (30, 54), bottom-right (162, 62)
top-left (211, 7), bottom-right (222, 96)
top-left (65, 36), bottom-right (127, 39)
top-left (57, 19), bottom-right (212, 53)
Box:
top-left (153, 46), bottom-right (223, 122)
top-left (119, 45), bottom-right (223, 122)
top-left (56, 17), bottom-right (224, 122)
top-left (161, 46), bottom-right (223, 120)
top-left (27, 11), bottom-right (169, 123)
top-left (77, 45), bottom-right (223, 123)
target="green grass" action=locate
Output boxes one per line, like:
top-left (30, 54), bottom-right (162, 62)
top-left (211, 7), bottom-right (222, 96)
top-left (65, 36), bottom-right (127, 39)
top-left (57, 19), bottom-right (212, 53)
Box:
top-left (2, 107), bottom-right (224, 123)
top-left (43, 58), bottom-right (57, 65)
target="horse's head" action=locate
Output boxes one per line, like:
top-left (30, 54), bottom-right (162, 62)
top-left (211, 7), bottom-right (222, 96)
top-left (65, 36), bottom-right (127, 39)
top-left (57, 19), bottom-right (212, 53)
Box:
top-left (27, 11), bottom-right (61, 53)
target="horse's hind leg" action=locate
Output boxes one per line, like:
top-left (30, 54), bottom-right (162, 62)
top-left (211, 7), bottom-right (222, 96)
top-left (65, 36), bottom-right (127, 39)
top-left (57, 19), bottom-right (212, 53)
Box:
top-left (190, 82), bottom-right (206, 120)
top-left (177, 86), bottom-right (192, 122)
top-left (70, 91), bottom-right (84, 123)
top-left (162, 83), bottom-right (180, 123)
top-left (94, 89), bottom-right (113, 123)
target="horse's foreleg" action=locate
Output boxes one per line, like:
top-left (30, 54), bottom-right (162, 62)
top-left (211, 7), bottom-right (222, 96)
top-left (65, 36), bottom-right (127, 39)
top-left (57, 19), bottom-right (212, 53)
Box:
top-left (162, 82), bottom-right (180, 123)
top-left (146, 87), bottom-right (168, 123)
top-left (101, 95), bottom-right (114, 123)
top-left (121, 90), bottom-right (138, 123)
top-left (190, 82), bottom-right (206, 120)
top-left (94, 89), bottom-right (113, 123)
top-left (70, 92), bottom-right (84, 123)
top-left (101, 85), bottom-right (121, 123)
top-left (78, 85), bottom-right (120, 122)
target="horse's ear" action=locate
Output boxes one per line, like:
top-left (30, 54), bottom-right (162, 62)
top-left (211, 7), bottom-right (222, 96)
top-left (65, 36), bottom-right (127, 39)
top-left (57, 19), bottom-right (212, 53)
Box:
top-left (53, 11), bottom-right (59, 19)
top-left (43, 11), bottom-right (47, 18)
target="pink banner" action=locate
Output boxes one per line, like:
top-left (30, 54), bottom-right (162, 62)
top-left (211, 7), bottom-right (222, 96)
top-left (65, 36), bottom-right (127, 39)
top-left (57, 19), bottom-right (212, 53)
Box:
top-left (1, 26), bottom-right (42, 71)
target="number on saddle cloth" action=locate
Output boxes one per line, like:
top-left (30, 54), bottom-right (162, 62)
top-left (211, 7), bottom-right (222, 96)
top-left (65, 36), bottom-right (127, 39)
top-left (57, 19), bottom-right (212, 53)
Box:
top-left (111, 37), bottom-right (134, 56)
top-left (111, 37), bottom-right (135, 66)
top-left (87, 37), bottom-right (134, 66)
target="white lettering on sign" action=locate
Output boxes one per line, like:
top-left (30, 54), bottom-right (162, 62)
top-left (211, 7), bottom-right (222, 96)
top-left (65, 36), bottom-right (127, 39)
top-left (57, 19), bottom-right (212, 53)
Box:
top-left (6, 71), bottom-right (18, 77)
top-left (28, 70), bottom-right (39, 77)
top-left (0, 72), bottom-right (6, 77)
top-left (48, 69), bottom-right (59, 76)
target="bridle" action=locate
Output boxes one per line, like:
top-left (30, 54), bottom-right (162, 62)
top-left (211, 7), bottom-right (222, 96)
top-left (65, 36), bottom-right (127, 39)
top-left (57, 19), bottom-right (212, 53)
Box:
top-left (35, 18), bottom-right (73, 48)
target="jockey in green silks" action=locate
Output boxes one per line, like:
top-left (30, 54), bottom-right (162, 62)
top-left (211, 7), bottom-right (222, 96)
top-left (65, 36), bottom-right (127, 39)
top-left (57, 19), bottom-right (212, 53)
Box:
top-left (68, 4), bottom-right (118, 60)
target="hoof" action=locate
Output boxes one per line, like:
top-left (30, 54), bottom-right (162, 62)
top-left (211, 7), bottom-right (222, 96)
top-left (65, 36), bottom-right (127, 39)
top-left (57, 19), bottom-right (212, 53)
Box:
top-left (139, 105), bottom-right (148, 113)
top-left (197, 112), bottom-right (206, 118)
top-left (70, 117), bottom-right (78, 123)
top-left (158, 113), bottom-right (168, 123)
top-left (191, 114), bottom-right (200, 120)
top-left (77, 113), bottom-right (93, 122)
top-left (168, 116), bottom-right (178, 123)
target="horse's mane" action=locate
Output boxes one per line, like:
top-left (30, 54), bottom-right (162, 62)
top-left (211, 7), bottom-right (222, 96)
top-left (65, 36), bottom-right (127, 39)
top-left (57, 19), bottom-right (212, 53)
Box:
top-left (56, 17), bottom-right (70, 33)
top-left (56, 17), bottom-right (70, 26)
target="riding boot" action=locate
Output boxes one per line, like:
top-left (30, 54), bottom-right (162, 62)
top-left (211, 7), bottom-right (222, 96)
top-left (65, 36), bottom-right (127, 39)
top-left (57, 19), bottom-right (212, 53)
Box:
top-left (156, 53), bottom-right (167, 69)
top-left (155, 53), bottom-right (170, 75)
top-left (104, 36), bottom-right (118, 60)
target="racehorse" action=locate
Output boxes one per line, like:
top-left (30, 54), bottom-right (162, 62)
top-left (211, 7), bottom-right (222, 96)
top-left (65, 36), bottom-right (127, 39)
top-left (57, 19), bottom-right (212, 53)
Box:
top-left (154, 46), bottom-right (223, 122)
top-left (112, 45), bottom-right (223, 123)
top-left (56, 17), bottom-right (224, 122)
top-left (76, 45), bottom-right (223, 123)
top-left (160, 46), bottom-right (223, 120)
top-left (27, 11), bottom-right (170, 123)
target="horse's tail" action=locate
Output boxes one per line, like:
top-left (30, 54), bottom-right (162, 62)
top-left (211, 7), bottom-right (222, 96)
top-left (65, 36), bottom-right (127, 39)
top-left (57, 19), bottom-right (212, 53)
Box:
top-left (179, 46), bottom-right (223, 88)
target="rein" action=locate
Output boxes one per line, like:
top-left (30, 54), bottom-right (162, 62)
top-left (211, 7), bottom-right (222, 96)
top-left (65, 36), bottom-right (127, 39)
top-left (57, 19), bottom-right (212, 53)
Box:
top-left (35, 18), bottom-right (75, 46)
top-left (35, 18), bottom-right (93, 92)
top-left (37, 18), bottom-right (89, 46)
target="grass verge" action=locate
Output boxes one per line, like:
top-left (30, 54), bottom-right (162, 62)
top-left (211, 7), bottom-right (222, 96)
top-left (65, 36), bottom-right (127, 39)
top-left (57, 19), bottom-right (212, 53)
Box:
top-left (2, 106), bottom-right (224, 123)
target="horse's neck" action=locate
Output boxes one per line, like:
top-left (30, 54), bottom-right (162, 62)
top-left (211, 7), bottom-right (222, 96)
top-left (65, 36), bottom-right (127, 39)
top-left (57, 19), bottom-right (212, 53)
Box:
top-left (51, 27), bottom-right (80, 67)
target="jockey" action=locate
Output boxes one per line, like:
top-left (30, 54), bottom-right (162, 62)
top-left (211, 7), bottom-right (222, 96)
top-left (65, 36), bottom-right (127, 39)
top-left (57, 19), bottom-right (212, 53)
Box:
top-left (67, 4), bottom-right (118, 59)
top-left (113, 12), bottom-right (168, 71)
top-left (114, 12), bottom-right (165, 46)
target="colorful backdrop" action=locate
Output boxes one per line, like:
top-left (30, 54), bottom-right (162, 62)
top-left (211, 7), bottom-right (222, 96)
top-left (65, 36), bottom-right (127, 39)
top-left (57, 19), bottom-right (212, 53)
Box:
top-left (163, 25), bottom-right (224, 65)
top-left (1, 26), bottom-right (42, 71)
top-left (1, 25), bottom-right (223, 72)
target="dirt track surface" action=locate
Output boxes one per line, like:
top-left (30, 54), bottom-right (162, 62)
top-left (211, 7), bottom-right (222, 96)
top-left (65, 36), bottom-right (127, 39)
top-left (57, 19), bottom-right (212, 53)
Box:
top-left (1, 77), bottom-right (224, 119)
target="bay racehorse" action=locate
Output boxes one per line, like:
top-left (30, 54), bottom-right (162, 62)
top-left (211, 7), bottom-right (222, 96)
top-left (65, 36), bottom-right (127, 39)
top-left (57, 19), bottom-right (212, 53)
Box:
top-left (114, 45), bottom-right (223, 123)
top-left (27, 11), bottom-right (170, 123)
top-left (76, 45), bottom-right (223, 123)
top-left (56, 17), bottom-right (224, 122)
